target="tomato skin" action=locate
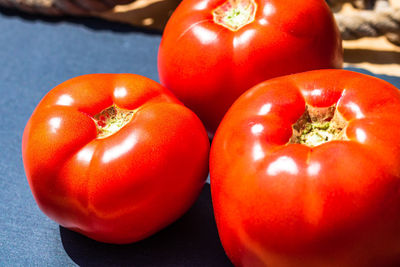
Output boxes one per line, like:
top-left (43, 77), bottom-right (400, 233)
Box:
top-left (22, 74), bottom-right (210, 244)
top-left (158, 0), bottom-right (343, 134)
top-left (210, 70), bottom-right (400, 266)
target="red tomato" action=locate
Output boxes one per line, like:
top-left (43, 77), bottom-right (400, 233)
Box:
top-left (210, 70), bottom-right (400, 266)
top-left (22, 74), bottom-right (210, 244)
top-left (158, 0), bottom-right (343, 134)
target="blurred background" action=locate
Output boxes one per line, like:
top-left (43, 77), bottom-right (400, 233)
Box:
top-left (1, 0), bottom-right (399, 75)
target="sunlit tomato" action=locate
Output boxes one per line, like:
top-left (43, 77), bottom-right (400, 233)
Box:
top-left (158, 0), bottom-right (343, 134)
top-left (22, 74), bottom-right (210, 244)
top-left (210, 70), bottom-right (400, 266)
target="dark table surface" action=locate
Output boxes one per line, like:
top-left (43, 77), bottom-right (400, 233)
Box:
top-left (0, 6), bottom-right (399, 267)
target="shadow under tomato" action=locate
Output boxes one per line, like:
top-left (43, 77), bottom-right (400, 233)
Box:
top-left (60, 184), bottom-right (232, 267)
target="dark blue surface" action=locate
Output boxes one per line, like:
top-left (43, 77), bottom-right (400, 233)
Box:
top-left (0, 7), bottom-right (399, 267)
top-left (0, 8), bottom-right (231, 267)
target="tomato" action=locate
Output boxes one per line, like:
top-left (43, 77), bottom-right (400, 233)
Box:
top-left (22, 74), bottom-right (210, 244)
top-left (210, 70), bottom-right (400, 266)
top-left (158, 0), bottom-right (343, 134)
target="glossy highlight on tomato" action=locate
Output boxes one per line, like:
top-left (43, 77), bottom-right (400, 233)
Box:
top-left (210, 70), bottom-right (400, 266)
top-left (158, 0), bottom-right (343, 134)
top-left (22, 74), bottom-right (210, 244)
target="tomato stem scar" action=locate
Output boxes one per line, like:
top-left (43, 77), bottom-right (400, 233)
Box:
top-left (289, 105), bottom-right (348, 147)
top-left (93, 105), bottom-right (135, 139)
top-left (212, 0), bottom-right (257, 31)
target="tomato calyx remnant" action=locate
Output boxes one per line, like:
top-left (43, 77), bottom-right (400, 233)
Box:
top-left (289, 105), bottom-right (348, 147)
top-left (93, 105), bottom-right (135, 139)
top-left (212, 0), bottom-right (257, 31)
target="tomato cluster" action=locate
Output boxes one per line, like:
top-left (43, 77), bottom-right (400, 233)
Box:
top-left (22, 0), bottom-right (400, 266)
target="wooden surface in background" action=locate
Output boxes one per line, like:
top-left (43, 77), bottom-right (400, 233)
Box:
top-left (344, 37), bottom-right (400, 76)
top-left (98, 0), bottom-right (181, 31)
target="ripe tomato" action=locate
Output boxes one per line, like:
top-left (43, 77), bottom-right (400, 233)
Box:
top-left (158, 0), bottom-right (343, 134)
top-left (210, 70), bottom-right (400, 266)
top-left (22, 74), bottom-right (210, 244)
